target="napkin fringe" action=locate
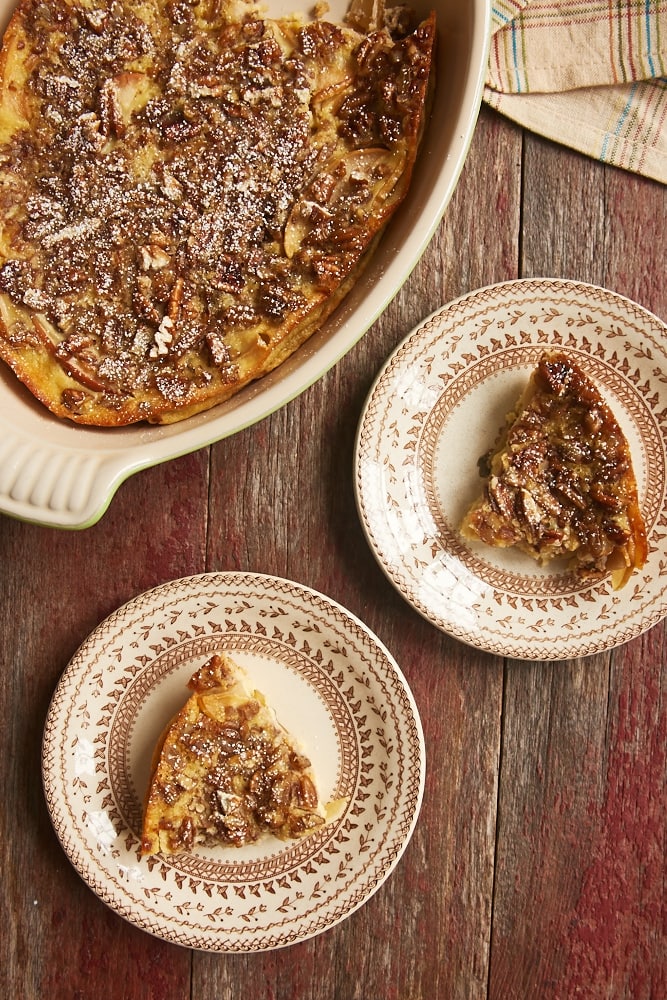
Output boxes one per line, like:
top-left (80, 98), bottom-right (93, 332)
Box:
top-left (484, 81), bottom-right (667, 184)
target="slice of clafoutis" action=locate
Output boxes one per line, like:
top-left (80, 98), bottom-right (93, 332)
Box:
top-left (460, 351), bottom-right (648, 589)
top-left (141, 653), bottom-right (331, 855)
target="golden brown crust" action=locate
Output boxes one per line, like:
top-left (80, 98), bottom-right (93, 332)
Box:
top-left (141, 653), bottom-right (327, 855)
top-left (0, 0), bottom-right (435, 425)
top-left (460, 351), bottom-right (648, 589)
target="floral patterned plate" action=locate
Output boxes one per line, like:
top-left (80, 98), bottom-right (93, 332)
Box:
top-left (42, 572), bottom-right (425, 950)
top-left (354, 278), bottom-right (667, 660)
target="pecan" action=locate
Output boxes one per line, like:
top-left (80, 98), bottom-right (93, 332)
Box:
top-left (139, 244), bottom-right (171, 270)
top-left (603, 518), bottom-right (631, 545)
top-left (167, 276), bottom-right (184, 322)
top-left (171, 319), bottom-right (205, 357)
top-left (240, 19), bottom-right (266, 43)
top-left (308, 169), bottom-right (337, 204)
top-left (150, 268), bottom-right (175, 303)
top-left (590, 484), bottom-right (623, 511)
top-left (284, 199), bottom-right (334, 257)
top-left (133, 275), bottom-right (161, 324)
top-left (99, 79), bottom-right (125, 138)
top-left (212, 255), bottom-right (245, 293)
top-left (82, 7), bottom-right (108, 32)
top-left (61, 388), bottom-right (88, 411)
top-left (487, 478), bottom-right (515, 520)
top-left (55, 351), bottom-right (108, 390)
top-left (244, 35), bottom-right (282, 69)
top-left (205, 329), bottom-right (232, 367)
top-left (257, 282), bottom-right (302, 319)
top-left (0, 259), bottom-right (33, 301)
top-left (552, 474), bottom-right (587, 510)
top-left (177, 816), bottom-right (195, 850)
top-left (298, 20), bottom-right (346, 58)
top-left (355, 31), bottom-right (388, 67)
top-left (149, 315), bottom-right (174, 357)
top-left (295, 774), bottom-right (318, 809)
top-left (308, 252), bottom-right (345, 289)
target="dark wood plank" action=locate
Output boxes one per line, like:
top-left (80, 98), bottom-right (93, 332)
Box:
top-left (490, 633), bottom-right (667, 999)
top-left (522, 130), bottom-right (667, 321)
top-left (559, 630), bottom-right (667, 998)
top-left (1, 451), bottom-right (209, 999)
top-left (488, 129), bottom-right (667, 999)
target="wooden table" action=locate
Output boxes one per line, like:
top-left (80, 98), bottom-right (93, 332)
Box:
top-left (2, 105), bottom-right (666, 999)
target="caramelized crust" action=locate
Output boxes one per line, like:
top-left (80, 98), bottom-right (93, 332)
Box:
top-left (141, 653), bottom-right (327, 855)
top-left (460, 352), bottom-right (648, 589)
top-left (0, 0), bottom-right (435, 424)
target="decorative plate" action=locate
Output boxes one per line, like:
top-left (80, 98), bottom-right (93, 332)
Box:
top-left (0, 0), bottom-right (490, 530)
top-left (354, 278), bottom-right (667, 660)
top-left (42, 572), bottom-right (424, 951)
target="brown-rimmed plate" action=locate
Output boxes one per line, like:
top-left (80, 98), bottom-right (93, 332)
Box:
top-left (354, 278), bottom-right (667, 660)
top-left (42, 572), bottom-right (425, 950)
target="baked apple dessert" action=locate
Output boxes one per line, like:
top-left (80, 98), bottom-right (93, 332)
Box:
top-left (461, 352), bottom-right (648, 589)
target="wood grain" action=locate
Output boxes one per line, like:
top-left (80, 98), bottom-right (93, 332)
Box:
top-left (1, 452), bottom-right (209, 999)
top-left (489, 126), bottom-right (667, 1000)
top-left (1, 106), bottom-right (665, 1000)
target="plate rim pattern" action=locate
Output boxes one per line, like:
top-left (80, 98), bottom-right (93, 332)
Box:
top-left (42, 571), bottom-right (425, 950)
top-left (354, 277), bottom-right (667, 660)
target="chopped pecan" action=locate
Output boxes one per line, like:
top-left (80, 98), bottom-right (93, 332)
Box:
top-left (99, 79), bottom-right (125, 138)
top-left (590, 484), bottom-right (623, 511)
top-left (61, 388), bottom-right (88, 411)
top-left (177, 816), bottom-right (195, 851)
top-left (133, 275), bottom-right (161, 324)
top-left (140, 244), bottom-right (172, 270)
top-left (487, 478), bottom-right (516, 520)
top-left (149, 314), bottom-right (175, 357)
top-left (205, 328), bottom-right (232, 367)
top-left (294, 774), bottom-right (318, 809)
top-left (298, 20), bottom-right (345, 58)
top-left (167, 276), bottom-right (184, 322)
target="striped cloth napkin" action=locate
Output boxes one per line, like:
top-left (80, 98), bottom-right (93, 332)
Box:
top-left (483, 1), bottom-right (667, 183)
